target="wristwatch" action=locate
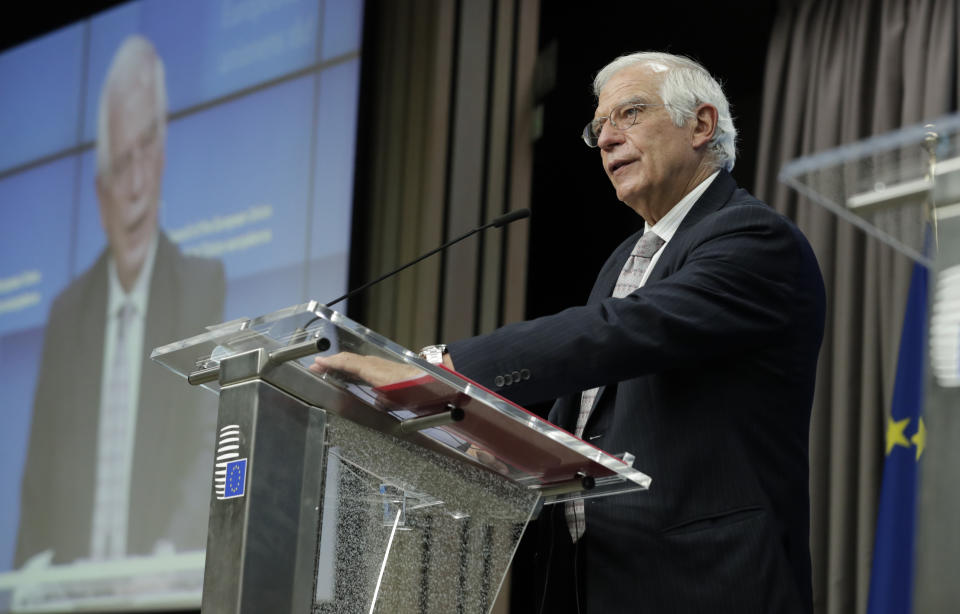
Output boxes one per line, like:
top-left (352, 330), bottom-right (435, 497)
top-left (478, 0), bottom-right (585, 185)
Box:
top-left (418, 344), bottom-right (448, 365)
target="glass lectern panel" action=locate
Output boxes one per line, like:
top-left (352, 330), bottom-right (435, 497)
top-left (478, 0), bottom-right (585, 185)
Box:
top-left (314, 411), bottom-right (537, 613)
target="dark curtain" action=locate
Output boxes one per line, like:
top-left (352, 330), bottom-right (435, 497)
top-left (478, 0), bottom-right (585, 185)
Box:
top-left (754, 1), bottom-right (959, 613)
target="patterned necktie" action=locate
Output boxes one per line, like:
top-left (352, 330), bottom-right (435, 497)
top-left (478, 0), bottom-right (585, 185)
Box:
top-left (566, 231), bottom-right (664, 541)
top-left (91, 302), bottom-right (135, 559)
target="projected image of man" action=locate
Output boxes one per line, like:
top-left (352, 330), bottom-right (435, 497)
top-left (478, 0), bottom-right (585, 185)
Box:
top-left (15, 35), bottom-right (225, 567)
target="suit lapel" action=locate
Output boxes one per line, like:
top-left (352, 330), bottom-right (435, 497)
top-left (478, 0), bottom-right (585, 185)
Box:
top-left (72, 254), bottom-right (110, 540)
top-left (645, 169), bottom-right (736, 285)
top-left (140, 234), bottom-right (180, 379)
top-left (591, 229), bottom-right (642, 302)
top-left (569, 231), bottom-right (642, 429)
top-left (78, 256), bottom-right (110, 412)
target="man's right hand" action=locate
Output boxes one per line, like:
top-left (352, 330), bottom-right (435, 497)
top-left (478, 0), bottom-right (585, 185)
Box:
top-left (309, 352), bottom-right (424, 388)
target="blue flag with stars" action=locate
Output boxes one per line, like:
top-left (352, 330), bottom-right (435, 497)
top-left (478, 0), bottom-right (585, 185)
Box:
top-left (867, 261), bottom-right (928, 614)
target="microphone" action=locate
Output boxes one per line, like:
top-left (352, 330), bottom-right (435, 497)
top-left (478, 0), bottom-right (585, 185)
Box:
top-left (286, 208), bottom-right (530, 347)
top-left (490, 208), bottom-right (530, 228)
top-left (324, 208), bottom-right (530, 308)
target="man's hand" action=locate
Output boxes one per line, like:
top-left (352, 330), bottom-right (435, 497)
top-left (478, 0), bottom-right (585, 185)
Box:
top-left (311, 353), bottom-right (510, 474)
top-left (310, 352), bottom-right (424, 387)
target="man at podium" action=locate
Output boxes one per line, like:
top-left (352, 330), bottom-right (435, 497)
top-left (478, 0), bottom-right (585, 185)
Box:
top-left (316, 51), bottom-right (824, 613)
top-left (15, 36), bottom-right (224, 569)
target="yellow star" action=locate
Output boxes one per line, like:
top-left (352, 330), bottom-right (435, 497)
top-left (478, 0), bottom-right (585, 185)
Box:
top-left (886, 416), bottom-right (911, 455)
top-left (911, 417), bottom-right (926, 461)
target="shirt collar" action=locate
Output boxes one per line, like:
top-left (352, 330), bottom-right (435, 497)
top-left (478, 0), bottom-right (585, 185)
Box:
top-left (107, 232), bottom-right (158, 319)
top-left (645, 170), bottom-right (720, 241)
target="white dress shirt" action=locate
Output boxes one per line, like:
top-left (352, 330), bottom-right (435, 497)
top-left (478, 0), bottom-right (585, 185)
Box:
top-left (639, 170), bottom-right (720, 285)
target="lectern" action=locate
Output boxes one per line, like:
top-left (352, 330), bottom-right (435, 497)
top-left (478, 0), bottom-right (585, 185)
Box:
top-left (152, 302), bottom-right (652, 613)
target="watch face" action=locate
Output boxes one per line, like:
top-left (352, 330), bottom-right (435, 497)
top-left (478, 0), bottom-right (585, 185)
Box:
top-left (420, 345), bottom-right (446, 364)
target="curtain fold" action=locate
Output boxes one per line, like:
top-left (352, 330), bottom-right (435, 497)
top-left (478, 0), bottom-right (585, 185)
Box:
top-left (754, 1), bottom-right (958, 613)
top-left (359, 0), bottom-right (538, 351)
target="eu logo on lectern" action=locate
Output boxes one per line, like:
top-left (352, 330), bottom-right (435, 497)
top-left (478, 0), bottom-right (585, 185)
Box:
top-left (223, 458), bottom-right (248, 499)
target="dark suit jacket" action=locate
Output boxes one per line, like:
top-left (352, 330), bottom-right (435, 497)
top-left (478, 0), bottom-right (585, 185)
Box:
top-left (448, 171), bottom-right (825, 613)
top-left (15, 232), bottom-right (225, 567)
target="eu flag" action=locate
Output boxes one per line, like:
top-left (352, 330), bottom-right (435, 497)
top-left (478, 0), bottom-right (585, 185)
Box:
top-left (866, 262), bottom-right (928, 614)
top-left (224, 458), bottom-right (248, 499)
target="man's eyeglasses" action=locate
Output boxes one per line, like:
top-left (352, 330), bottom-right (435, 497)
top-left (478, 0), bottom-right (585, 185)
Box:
top-left (582, 102), bottom-right (667, 147)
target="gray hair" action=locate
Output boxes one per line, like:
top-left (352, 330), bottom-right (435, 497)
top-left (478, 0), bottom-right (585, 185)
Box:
top-left (96, 35), bottom-right (168, 176)
top-left (593, 51), bottom-right (736, 171)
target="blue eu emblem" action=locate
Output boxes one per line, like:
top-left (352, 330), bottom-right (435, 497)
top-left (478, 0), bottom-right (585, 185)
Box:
top-left (223, 458), bottom-right (247, 499)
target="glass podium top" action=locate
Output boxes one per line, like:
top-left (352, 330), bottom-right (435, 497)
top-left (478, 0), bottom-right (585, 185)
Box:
top-left (780, 112), bottom-right (960, 266)
top-left (152, 301), bottom-right (652, 500)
